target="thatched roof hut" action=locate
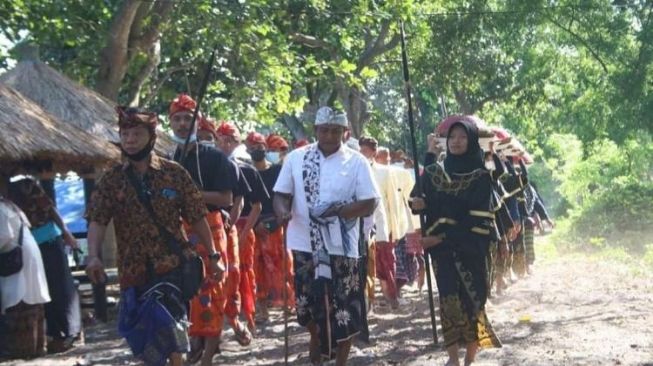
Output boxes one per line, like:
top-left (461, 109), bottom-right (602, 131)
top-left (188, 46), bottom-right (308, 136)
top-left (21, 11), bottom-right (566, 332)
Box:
top-left (0, 84), bottom-right (120, 175)
top-left (0, 45), bottom-right (174, 156)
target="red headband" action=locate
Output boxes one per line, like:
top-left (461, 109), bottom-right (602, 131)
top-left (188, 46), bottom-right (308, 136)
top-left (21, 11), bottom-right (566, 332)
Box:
top-left (217, 121), bottom-right (241, 140)
top-left (246, 132), bottom-right (266, 146)
top-left (169, 93), bottom-right (197, 117)
top-left (266, 134), bottom-right (289, 151)
top-left (198, 117), bottom-right (218, 139)
top-left (294, 138), bottom-right (309, 148)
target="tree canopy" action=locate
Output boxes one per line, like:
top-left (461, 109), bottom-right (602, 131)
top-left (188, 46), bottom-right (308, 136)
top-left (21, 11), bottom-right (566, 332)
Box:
top-left (1, 0), bottom-right (652, 244)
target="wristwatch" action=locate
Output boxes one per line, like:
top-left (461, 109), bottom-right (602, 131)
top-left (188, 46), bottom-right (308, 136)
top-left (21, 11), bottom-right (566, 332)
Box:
top-left (208, 252), bottom-right (221, 261)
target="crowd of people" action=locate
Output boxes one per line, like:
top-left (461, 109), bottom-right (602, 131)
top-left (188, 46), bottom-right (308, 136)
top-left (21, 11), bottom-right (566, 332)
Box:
top-left (0, 94), bottom-right (553, 366)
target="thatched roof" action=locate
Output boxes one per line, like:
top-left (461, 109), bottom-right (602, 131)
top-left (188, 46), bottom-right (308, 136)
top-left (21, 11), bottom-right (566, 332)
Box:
top-left (0, 50), bottom-right (174, 155)
top-left (0, 84), bottom-right (120, 175)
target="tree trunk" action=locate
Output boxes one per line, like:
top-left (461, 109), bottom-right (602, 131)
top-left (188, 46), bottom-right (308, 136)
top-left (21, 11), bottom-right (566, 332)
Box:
top-left (95, 0), bottom-right (142, 101)
top-left (95, 0), bottom-right (173, 102)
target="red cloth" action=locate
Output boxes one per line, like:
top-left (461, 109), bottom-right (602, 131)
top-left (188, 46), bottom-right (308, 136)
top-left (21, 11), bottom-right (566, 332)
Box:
top-left (254, 225), bottom-right (295, 308)
top-left (405, 232), bottom-right (424, 255)
top-left (224, 224), bottom-right (242, 319)
top-left (169, 93), bottom-right (197, 116)
top-left (198, 117), bottom-right (217, 139)
top-left (236, 219), bottom-right (256, 325)
top-left (294, 138), bottom-right (309, 148)
top-left (246, 132), bottom-right (266, 146)
top-left (187, 211), bottom-right (228, 337)
top-left (266, 134), bottom-right (289, 151)
top-left (375, 241), bottom-right (397, 300)
top-left (217, 121), bottom-right (241, 140)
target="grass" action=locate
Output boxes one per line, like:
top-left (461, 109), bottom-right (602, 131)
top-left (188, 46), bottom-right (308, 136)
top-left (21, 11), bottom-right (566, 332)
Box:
top-left (540, 218), bottom-right (653, 277)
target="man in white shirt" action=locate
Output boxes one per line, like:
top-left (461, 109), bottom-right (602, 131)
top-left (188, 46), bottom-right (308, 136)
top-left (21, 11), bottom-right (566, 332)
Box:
top-left (273, 106), bottom-right (380, 366)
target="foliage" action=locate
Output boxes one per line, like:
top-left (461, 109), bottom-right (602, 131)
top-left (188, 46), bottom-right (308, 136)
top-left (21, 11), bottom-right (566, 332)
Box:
top-left (1, 0), bottom-right (652, 247)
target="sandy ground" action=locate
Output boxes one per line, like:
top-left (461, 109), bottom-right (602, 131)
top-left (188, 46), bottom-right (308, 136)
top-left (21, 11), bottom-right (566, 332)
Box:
top-left (2, 238), bottom-right (653, 366)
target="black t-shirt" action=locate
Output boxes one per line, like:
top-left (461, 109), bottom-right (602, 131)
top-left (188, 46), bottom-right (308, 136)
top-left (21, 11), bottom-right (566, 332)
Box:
top-left (258, 164), bottom-right (282, 215)
top-left (237, 159), bottom-right (269, 217)
top-left (172, 143), bottom-right (236, 211)
top-left (231, 159), bottom-right (250, 200)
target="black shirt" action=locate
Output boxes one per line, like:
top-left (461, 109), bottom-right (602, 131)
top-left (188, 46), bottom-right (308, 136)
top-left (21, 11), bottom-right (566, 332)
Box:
top-left (236, 158), bottom-right (269, 217)
top-left (231, 159), bottom-right (251, 200)
top-left (258, 164), bottom-right (282, 215)
top-left (173, 143), bottom-right (236, 211)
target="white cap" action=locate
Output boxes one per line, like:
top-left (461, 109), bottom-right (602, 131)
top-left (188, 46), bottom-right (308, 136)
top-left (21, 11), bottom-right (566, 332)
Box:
top-left (315, 106), bottom-right (348, 127)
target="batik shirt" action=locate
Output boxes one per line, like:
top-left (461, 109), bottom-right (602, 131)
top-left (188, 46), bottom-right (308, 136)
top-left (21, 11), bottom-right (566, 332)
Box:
top-left (86, 154), bottom-right (207, 288)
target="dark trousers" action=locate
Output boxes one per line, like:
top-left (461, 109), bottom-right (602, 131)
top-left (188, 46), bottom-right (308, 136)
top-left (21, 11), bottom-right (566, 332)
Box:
top-left (38, 237), bottom-right (80, 339)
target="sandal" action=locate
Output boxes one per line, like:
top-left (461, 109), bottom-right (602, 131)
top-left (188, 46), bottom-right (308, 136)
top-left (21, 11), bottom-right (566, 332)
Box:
top-left (233, 324), bottom-right (252, 346)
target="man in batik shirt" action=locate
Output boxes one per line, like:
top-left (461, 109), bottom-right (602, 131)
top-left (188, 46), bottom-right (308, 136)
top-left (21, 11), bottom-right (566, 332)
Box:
top-left (85, 107), bottom-right (223, 366)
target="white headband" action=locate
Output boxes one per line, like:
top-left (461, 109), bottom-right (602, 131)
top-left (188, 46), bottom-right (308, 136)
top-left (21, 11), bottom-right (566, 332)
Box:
top-left (315, 106), bottom-right (348, 127)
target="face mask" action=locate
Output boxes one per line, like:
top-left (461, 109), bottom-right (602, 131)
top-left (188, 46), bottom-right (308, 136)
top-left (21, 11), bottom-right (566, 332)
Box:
top-left (170, 133), bottom-right (197, 145)
top-left (200, 140), bottom-right (215, 147)
top-left (121, 139), bottom-right (155, 162)
top-left (266, 151), bottom-right (280, 164)
top-left (250, 149), bottom-right (266, 162)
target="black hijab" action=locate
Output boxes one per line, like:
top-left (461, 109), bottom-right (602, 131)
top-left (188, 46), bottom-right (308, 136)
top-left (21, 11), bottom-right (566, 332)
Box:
top-left (443, 121), bottom-right (485, 174)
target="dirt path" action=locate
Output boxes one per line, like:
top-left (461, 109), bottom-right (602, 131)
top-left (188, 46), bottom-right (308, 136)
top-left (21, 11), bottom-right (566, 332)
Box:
top-left (3, 239), bottom-right (652, 366)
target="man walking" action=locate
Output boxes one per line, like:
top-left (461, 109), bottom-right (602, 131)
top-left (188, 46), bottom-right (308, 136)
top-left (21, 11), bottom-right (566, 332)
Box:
top-left (273, 106), bottom-right (380, 365)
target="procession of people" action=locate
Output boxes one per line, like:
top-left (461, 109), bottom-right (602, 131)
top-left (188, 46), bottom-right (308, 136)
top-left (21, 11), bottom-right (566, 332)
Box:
top-left (0, 93), bottom-right (553, 366)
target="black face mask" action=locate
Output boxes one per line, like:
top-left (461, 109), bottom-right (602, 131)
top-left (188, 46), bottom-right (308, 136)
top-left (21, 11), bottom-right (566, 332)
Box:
top-left (121, 139), bottom-right (155, 162)
top-left (250, 149), bottom-right (266, 162)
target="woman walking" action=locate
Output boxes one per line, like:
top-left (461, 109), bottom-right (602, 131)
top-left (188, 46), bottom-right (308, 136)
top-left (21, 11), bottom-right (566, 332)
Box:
top-left (413, 120), bottom-right (501, 366)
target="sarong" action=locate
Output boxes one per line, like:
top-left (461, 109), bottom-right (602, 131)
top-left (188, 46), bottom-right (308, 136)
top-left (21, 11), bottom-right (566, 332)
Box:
top-left (187, 211), bottom-right (228, 338)
top-left (255, 225), bottom-right (295, 308)
top-left (236, 218), bottom-right (256, 325)
top-left (511, 226), bottom-right (526, 277)
top-left (118, 278), bottom-right (190, 366)
top-left (0, 302), bottom-right (45, 359)
top-left (524, 220), bottom-right (535, 265)
top-left (224, 224), bottom-right (242, 319)
top-left (430, 248), bottom-right (501, 349)
top-left (293, 251), bottom-right (363, 360)
top-left (374, 241), bottom-right (397, 300)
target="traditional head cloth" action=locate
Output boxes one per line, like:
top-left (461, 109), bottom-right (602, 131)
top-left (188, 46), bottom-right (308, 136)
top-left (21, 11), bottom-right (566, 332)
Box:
top-left (266, 134), bottom-right (289, 151)
top-left (216, 121), bottom-right (241, 140)
top-left (169, 93), bottom-right (197, 117)
top-left (315, 106), bottom-right (348, 127)
top-left (294, 138), bottom-right (309, 148)
top-left (443, 120), bottom-right (485, 174)
top-left (358, 136), bottom-right (378, 150)
top-left (116, 106), bottom-right (158, 133)
top-left (246, 131), bottom-right (266, 146)
top-left (198, 116), bottom-right (217, 139)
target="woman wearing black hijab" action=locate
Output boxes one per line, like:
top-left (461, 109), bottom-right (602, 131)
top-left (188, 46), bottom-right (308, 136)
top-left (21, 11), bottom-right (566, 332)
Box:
top-left (413, 121), bottom-right (501, 366)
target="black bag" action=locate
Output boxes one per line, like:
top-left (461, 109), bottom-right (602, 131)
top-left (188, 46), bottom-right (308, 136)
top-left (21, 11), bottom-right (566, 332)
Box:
top-left (0, 222), bottom-right (24, 277)
top-left (125, 168), bottom-right (205, 301)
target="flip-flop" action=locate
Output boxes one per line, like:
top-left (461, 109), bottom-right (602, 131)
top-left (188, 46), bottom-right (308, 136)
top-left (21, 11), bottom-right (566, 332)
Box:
top-left (233, 325), bottom-right (252, 346)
